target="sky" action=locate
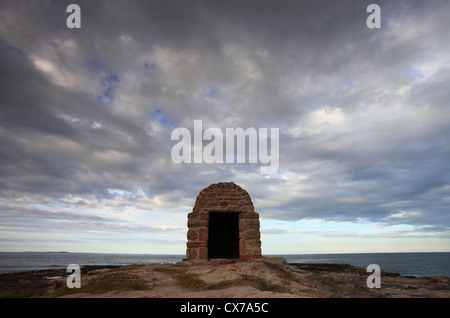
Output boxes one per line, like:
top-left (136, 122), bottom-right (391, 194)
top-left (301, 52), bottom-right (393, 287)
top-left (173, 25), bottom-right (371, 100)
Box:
top-left (0, 0), bottom-right (449, 254)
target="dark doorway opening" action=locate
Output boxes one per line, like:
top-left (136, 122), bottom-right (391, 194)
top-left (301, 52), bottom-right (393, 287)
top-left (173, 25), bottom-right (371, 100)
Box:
top-left (208, 212), bottom-right (240, 259)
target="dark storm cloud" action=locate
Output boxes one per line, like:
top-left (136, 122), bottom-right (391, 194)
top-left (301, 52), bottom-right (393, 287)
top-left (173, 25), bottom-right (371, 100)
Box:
top-left (0, 46), bottom-right (156, 195)
top-left (0, 0), bottom-right (449, 239)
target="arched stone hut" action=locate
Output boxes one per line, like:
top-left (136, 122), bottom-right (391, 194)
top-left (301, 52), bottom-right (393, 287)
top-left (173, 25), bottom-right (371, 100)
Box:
top-left (186, 182), bottom-right (262, 261)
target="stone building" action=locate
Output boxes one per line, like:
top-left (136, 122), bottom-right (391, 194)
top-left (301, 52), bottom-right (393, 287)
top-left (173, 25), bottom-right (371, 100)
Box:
top-left (186, 182), bottom-right (262, 261)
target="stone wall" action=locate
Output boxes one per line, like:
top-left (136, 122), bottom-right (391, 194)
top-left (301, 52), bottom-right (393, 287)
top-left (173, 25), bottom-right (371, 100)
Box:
top-left (186, 182), bottom-right (262, 261)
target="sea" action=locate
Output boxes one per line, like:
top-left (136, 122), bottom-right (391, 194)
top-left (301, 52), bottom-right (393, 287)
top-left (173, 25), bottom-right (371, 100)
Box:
top-left (0, 252), bottom-right (449, 277)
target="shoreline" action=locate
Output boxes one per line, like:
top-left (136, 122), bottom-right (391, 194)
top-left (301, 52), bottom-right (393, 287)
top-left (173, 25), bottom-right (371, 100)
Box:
top-left (2, 251), bottom-right (449, 277)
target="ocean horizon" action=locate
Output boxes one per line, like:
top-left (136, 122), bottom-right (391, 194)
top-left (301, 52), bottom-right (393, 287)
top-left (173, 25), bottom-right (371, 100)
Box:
top-left (0, 251), bottom-right (449, 277)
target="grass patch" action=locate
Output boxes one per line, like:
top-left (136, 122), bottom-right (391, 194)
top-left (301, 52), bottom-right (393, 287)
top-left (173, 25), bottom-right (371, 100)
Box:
top-left (178, 272), bottom-right (209, 290)
top-left (45, 281), bottom-right (147, 297)
top-left (170, 271), bottom-right (288, 293)
top-left (254, 276), bottom-right (284, 292)
top-left (399, 284), bottom-right (419, 291)
top-left (1, 287), bottom-right (51, 298)
top-left (154, 267), bottom-right (184, 276)
top-left (103, 264), bottom-right (143, 273)
top-left (154, 267), bottom-right (214, 290)
top-left (46, 275), bottom-right (149, 297)
top-left (78, 278), bottom-right (147, 294)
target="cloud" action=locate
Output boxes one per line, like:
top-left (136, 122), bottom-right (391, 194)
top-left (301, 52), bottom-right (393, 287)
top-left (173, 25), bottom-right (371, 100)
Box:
top-left (0, 0), bottom-right (449, 252)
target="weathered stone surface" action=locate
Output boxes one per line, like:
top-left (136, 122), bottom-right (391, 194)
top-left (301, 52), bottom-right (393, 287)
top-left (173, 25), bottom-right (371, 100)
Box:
top-left (198, 227), bottom-right (208, 241)
top-left (7, 258), bottom-right (450, 298)
top-left (245, 239), bottom-right (261, 248)
top-left (199, 247), bottom-right (208, 260)
top-left (239, 212), bottom-right (259, 219)
top-left (187, 241), bottom-right (207, 248)
top-left (199, 211), bottom-right (209, 220)
top-left (187, 248), bottom-right (197, 259)
top-left (239, 219), bottom-right (260, 230)
top-left (188, 212), bottom-right (199, 219)
top-left (187, 229), bottom-right (198, 240)
top-left (240, 229), bottom-right (261, 240)
top-left (187, 219), bottom-right (208, 228)
top-left (186, 182), bottom-right (262, 261)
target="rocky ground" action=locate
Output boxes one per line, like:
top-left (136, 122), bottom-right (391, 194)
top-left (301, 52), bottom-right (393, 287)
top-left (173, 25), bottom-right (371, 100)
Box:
top-left (1, 257), bottom-right (449, 298)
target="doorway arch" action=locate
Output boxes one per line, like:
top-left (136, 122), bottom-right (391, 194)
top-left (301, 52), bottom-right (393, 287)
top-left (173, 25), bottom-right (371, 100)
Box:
top-left (186, 182), bottom-right (262, 261)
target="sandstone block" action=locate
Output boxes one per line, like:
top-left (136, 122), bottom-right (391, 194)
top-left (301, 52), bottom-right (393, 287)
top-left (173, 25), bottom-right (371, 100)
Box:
top-left (188, 248), bottom-right (197, 259)
top-left (199, 247), bottom-right (208, 260)
top-left (198, 227), bottom-right (208, 241)
top-left (188, 219), bottom-right (208, 228)
top-left (188, 212), bottom-right (199, 219)
top-left (187, 229), bottom-right (198, 240)
top-left (199, 211), bottom-right (209, 220)
top-left (239, 219), bottom-right (260, 231)
top-left (187, 241), bottom-right (207, 248)
top-left (240, 229), bottom-right (260, 240)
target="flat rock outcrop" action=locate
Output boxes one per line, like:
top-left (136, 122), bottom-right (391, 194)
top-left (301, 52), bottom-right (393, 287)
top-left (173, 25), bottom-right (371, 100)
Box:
top-left (1, 258), bottom-right (449, 298)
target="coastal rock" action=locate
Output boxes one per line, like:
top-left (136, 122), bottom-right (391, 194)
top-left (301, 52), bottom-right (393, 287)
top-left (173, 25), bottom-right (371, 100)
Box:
top-left (1, 258), bottom-right (449, 298)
